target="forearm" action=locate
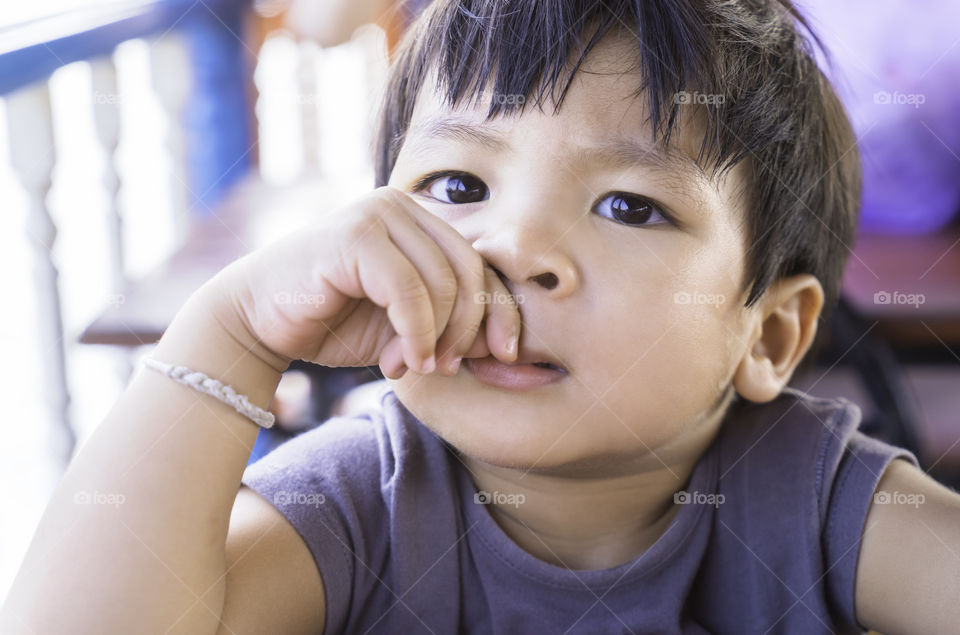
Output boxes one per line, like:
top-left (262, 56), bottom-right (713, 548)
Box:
top-left (0, 281), bottom-right (284, 634)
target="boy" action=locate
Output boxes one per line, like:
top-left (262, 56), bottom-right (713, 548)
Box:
top-left (3, 1), bottom-right (957, 634)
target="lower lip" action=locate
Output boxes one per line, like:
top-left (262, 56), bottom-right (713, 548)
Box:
top-left (464, 356), bottom-right (567, 391)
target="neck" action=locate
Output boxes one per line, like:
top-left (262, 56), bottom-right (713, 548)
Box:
top-left (458, 401), bottom-right (730, 570)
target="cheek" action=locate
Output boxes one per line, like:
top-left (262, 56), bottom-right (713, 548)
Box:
top-left (579, 247), bottom-right (743, 426)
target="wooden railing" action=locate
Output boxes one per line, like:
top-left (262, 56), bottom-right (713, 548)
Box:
top-left (1, 0), bottom-right (259, 464)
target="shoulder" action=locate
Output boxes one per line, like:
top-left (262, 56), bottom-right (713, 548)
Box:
top-left (708, 387), bottom-right (919, 629)
top-left (242, 385), bottom-right (428, 491)
top-left (716, 385), bottom-right (918, 541)
top-left (716, 387), bottom-right (874, 497)
top-left (238, 387), bottom-right (449, 632)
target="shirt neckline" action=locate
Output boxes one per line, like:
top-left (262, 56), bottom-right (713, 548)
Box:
top-left (451, 435), bottom-right (720, 590)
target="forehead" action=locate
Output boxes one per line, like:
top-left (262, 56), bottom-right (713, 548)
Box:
top-left (402, 33), bottom-right (715, 182)
top-left (394, 30), bottom-right (752, 226)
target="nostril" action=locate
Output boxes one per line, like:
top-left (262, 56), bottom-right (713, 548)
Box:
top-left (531, 272), bottom-right (559, 290)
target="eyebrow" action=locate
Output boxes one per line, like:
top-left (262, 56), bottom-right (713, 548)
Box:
top-left (403, 113), bottom-right (707, 184)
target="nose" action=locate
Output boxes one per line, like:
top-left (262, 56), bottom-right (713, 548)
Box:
top-left (471, 224), bottom-right (580, 299)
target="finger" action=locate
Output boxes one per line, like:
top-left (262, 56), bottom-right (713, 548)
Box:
top-left (378, 334), bottom-right (407, 379)
top-left (353, 234), bottom-right (437, 373)
top-left (462, 328), bottom-right (491, 359)
top-left (480, 265), bottom-right (522, 363)
top-left (375, 196), bottom-right (460, 356)
top-left (381, 188), bottom-right (487, 373)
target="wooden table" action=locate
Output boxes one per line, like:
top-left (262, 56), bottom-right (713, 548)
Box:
top-left (80, 175), bottom-right (370, 346)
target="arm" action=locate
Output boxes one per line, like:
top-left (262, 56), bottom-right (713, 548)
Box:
top-left (0, 270), bottom-right (298, 634)
top-left (0, 185), bottom-right (518, 634)
top-left (855, 458), bottom-right (960, 634)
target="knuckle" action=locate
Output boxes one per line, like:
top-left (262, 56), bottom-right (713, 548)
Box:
top-left (460, 318), bottom-right (482, 341)
top-left (436, 269), bottom-right (459, 301)
top-left (451, 321), bottom-right (482, 354)
top-left (398, 273), bottom-right (430, 302)
top-left (345, 210), bottom-right (385, 244)
top-left (407, 316), bottom-right (437, 340)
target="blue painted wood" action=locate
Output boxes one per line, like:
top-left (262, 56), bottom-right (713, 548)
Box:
top-left (0, 0), bottom-right (255, 213)
top-left (181, 0), bottom-right (254, 213)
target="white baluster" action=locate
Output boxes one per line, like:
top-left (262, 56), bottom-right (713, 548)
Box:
top-left (298, 39), bottom-right (321, 175)
top-left (90, 58), bottom-right (125, 296)
top-left (149, 34), bottom-right (192, 241)
top-left (90, 56), bottom-right (135, 383)
top-left (5, 84), bottom-right (75, 465)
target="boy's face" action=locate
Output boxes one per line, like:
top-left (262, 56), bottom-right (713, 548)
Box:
top-left (385, 35), bottom-right (758, 474)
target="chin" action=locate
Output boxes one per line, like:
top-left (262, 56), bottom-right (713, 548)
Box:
top-left (388, 379), bottom-right (636, 475)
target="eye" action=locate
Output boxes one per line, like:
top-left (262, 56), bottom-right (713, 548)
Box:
top-left (594, 192), bottom-right (673, 227)
top-left (413, 171), bottom-right (489, 204)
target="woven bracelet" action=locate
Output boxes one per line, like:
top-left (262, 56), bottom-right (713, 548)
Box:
top-left (141, 357), bottom-right (276, 429)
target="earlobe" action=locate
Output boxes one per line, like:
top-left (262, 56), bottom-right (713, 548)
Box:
top-left (732, 349), bottom-right (781, 403)
top-left (731, 275), bottom-right (825, 403)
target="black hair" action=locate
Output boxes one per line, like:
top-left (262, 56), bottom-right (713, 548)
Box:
top-left (373, 0), bottom-right (861, 374)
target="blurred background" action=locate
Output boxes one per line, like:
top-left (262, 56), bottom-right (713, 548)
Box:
top-left (0, 0), bottom-right (958, 610)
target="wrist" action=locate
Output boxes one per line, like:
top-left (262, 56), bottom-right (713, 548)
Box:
top-left (151, 289), bottom-right (286, 411)
top-left (189, 261), bottom-right (294, 375)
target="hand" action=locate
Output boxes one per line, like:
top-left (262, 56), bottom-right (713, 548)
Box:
top-left (201, 186), bottom-right (522, 379)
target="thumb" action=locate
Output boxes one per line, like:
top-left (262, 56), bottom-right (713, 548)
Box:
top-left (379, 334), bottom-right (409, 379)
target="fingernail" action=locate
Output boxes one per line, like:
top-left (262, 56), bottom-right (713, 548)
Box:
top-left (420, 354), bottom-right (436, 374)
top-left (505, 334), bottom-right (518, 355)
top-left (446, 356), bottom-right (462, 374)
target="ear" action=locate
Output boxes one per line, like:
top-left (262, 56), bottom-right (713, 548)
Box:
top-left (732, 274), bottom-right (825, 403)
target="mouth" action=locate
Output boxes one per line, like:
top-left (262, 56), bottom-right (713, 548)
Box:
top-left (530, 361), bottom-right (565, 372)
top-left (464, 355), bottom-right (568, 391)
